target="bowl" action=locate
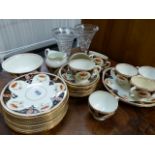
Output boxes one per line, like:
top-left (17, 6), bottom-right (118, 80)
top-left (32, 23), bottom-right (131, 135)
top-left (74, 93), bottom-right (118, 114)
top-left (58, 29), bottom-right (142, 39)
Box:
top-left (2, 53), bottom-right (43, 74)
top-left (88, 90), bottom-right (118, 121)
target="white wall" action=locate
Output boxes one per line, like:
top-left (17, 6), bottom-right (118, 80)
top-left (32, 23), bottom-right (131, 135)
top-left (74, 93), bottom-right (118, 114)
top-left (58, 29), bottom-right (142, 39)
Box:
top-left (0, 19), bottom-right (81, 59)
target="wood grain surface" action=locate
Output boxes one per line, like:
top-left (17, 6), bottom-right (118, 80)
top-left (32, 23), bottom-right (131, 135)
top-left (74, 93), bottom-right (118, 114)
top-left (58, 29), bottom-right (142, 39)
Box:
top-left (83, 19), bottom-right (155, 66)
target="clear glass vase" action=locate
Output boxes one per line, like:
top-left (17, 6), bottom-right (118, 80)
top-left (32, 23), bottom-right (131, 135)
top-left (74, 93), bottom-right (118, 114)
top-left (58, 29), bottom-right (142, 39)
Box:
top-left (52, 27), bottom-right (75, 56)
top-left (74, 24), bottom-right (99, 53)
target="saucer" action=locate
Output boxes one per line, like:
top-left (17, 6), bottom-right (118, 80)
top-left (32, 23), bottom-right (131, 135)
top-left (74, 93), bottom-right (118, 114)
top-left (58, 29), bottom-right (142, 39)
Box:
top-left (60, 65), bottom-right (98, 86)
top-left (1, 72), bottom-right (68, 116)
top-left (102, 67), bottom-right (155, 107)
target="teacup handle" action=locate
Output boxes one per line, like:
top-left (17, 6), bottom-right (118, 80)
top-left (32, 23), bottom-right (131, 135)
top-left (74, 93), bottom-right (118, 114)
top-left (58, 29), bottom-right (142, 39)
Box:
top-left (129, 86), bottom-right (137, 97)
top-left (104, 61), bottom-right (111, 68)
top-left (44, 48), bottom-right (50, 57)
top-left (94, 65), bottom-right (102, 74)
top-left (110, 68), bottom-right (117, 79)
top-left (88, 54), bottom-right (94, 60)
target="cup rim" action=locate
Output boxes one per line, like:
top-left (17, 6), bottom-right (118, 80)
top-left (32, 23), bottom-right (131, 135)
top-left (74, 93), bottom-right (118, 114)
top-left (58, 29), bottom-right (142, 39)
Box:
top-left (115, 63), bottom-right (138, 77)
top-left (88, 90), bottom-right (118, 114)
top-left (138, 66), bottom-right (155, 80)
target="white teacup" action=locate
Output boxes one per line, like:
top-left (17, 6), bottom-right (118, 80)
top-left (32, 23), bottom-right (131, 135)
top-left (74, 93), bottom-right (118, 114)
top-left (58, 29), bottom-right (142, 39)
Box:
top-left (111, 63), bottom-right (138, 86)
top-left (69, 53), bottom-right (95, 72)
top-left (89, 52), bottom-right (111, 68)
top-left (75, 71), bottom-right (91, 85)
top-left (45, 49), bottom-right (67, 68)
top-left (88, 90), bottom-right (118, 121)
top-left (130, 75), bottom-right (155, 100)
top-left (138, 66), bottom-right (155, 80)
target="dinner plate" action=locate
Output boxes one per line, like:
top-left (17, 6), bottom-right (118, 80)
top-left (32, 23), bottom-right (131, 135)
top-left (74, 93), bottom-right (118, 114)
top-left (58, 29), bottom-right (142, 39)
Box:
top-left (102, 67), bottom-right (155, 107)
top-left (0, 72), bottom-right (68, 116)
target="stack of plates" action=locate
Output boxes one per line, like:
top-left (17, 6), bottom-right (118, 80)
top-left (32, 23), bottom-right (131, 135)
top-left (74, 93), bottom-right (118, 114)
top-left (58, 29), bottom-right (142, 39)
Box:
top-left (58, 65), bottom-right (100, 97)
top-left (0, 72), bottom-right (69, 134)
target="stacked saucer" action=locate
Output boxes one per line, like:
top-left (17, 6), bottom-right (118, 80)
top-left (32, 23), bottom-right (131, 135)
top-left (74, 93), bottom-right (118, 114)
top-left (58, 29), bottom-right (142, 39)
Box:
top-left (0, 72), bottom-right (69, 134)
top-left (58, 53), bottom-right (100, 97)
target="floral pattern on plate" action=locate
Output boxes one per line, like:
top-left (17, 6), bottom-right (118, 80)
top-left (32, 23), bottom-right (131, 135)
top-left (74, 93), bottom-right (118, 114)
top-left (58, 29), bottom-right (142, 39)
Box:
top-left (2, 72), bottom-right (67, 115)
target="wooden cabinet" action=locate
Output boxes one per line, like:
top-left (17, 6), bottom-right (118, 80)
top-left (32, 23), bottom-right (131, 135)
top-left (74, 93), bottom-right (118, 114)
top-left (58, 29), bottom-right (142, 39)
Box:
top-left (82, 19), bottom-right (155, 66)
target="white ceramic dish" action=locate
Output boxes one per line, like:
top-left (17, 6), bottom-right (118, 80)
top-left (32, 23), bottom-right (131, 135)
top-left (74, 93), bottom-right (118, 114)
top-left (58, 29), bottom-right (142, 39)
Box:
top-left (2, 53), bottom-right (43, 74)
top-left (138, 66), bottom-right (155, 80)
top-left (102, 67), bottom-right (155, 107)
top-left (0, 72), bottom-right (68, 116)
top-left (89, 90), bottom-right (118, 114)
top-left (116, 63), bottom-right (138, 77)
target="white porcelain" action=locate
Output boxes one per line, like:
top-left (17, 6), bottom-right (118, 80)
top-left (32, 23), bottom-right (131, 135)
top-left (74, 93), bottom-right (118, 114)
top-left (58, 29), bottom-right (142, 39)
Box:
top-left (59, 64), bottom-right (99, 86)
top-left (0, 72), bottom-right (67, 116)
top-left (89, 51), bottom-right (108, 60)
top-left (89, 51), bottom-right (111, 68)
top-left (89, 90), bottom-right (118, 114)
top-left (93, 65), bottom-right (102, 74)
top-left (116, 74), bottom-right (129, 86)
top-left (116, 63), bottom-right (138, 77)
top-left (75, 71), bottom-right (91, 84)
top-left (45, 49), bottom-right (67, 68)
top-left (102, 67), bottom-right (155, 107)
top-left (110, 68), bottom-right (130, 86)
top-left (138, 66), bottom-right (155, 80)
top-left (2, 53), bottom-right (43, 74)
top-left (69, 59), bottom-right (95, 71)
top-left (129, 86), bottom-right (151, 100)
top-left (131, 75), bottom-right (155, 92)
top-left (93, 57), bottom-right (104, 66)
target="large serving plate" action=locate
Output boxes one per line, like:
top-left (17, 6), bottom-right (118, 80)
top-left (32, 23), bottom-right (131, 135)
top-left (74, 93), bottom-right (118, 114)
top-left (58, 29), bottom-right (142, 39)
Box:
top-left (102, 67), bottom-right (155, 107)
top-left (0, 72), bottom-right (68, 116)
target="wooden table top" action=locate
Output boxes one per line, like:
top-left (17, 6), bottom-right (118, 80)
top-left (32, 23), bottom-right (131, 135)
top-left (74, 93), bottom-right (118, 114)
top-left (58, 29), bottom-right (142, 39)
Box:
top-left (0, 58), bottom-right (155, 135)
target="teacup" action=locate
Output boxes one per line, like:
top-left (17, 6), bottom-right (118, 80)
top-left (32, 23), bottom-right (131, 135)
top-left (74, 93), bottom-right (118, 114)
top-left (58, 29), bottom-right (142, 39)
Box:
top-left (88, 90), bottom-right (118, 121)
top-left (138, 66), bottom-right (155, 80)
top-left (74, 71), bottom-right (91, 85)
top-left (111, 63), bottom-right (138, 86)
top-left (89, 51), bottom-right (111, 68)
top-left (69, 53), bottom-right (95, 72)
top-left (45, 48), bottom-right (67, 69)
top-left (130, 75), bottom-right (155, 100)
top-left (93, 65), bottom-right (102, 74)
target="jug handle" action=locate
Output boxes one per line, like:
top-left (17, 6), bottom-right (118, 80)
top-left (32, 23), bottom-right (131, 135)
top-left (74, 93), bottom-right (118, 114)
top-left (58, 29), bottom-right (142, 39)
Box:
top-left (44, 48), bottom-right (50, 57)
